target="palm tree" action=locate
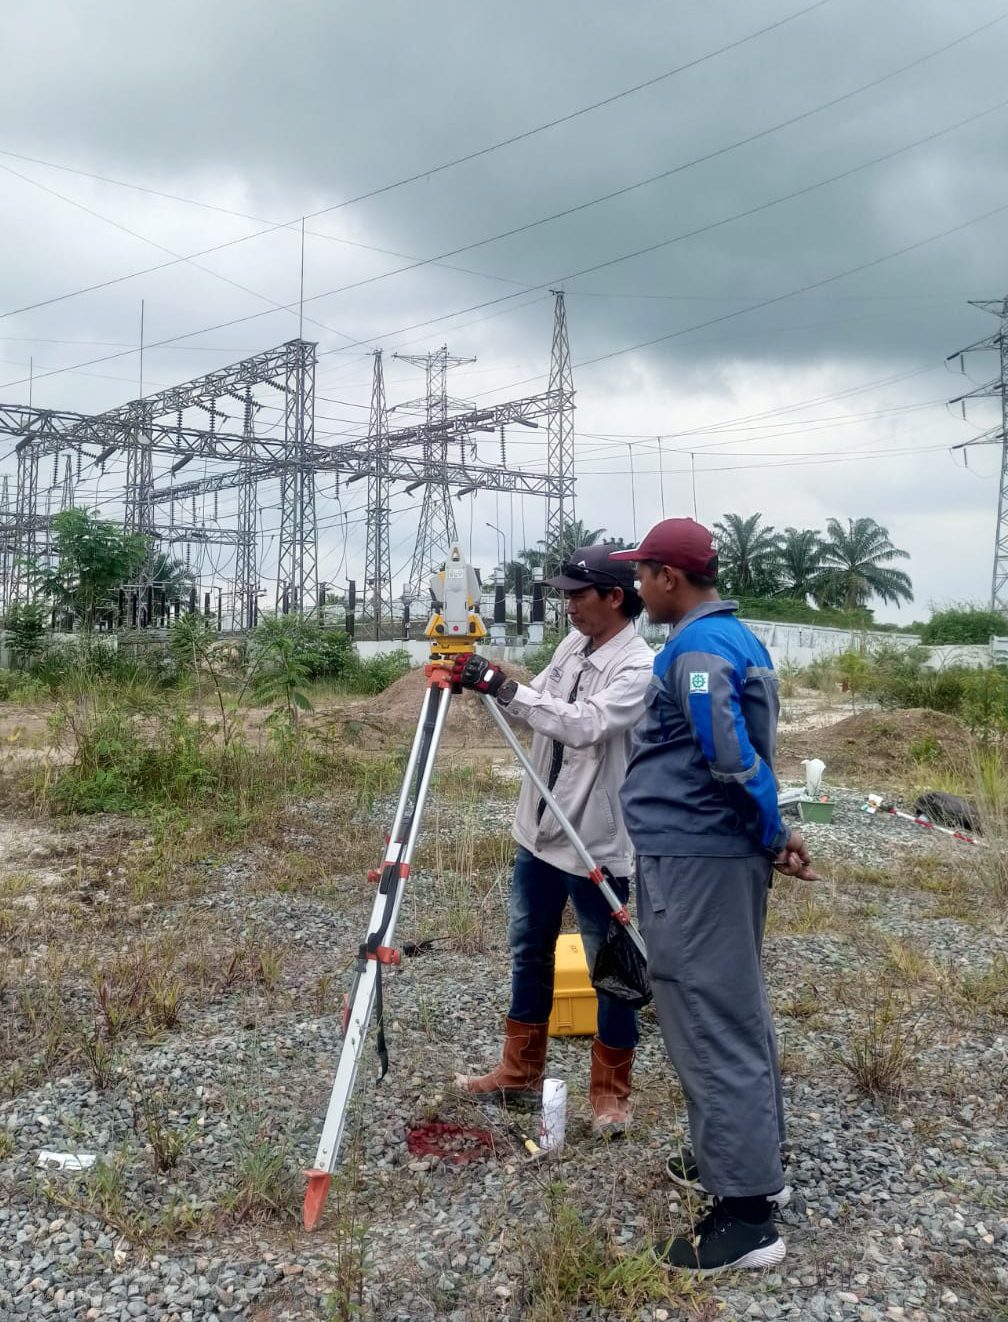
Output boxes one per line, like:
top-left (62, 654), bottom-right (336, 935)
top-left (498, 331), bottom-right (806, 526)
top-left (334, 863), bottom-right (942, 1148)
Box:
top-left (541, 519), bottom-right (608, 575)
top-left (816, 517), bottom-right (913, 610)
top-left (713, 513), bottom-right (782, 597)
top-left (777, 527), bottom-right (825, 601)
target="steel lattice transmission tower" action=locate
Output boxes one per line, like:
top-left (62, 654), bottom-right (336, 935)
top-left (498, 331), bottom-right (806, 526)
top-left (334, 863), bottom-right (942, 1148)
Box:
top-left (948, 297), bottom-right (1008, 609)
top-left (235, 389), bottom-right (259, 629)
top-left (363, 350), bottom-right (392, 629)
top-left (395, 345), bottom-right (476, 593)
top-left (544, 290), bottom-right (575, 575)
top-left (276, 339), bottom-right (319, 614)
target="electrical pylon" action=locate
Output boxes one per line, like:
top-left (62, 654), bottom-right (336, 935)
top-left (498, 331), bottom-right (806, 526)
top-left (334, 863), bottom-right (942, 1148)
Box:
top-left (276, 339), bottom-right (319, 614)
top-left (363, 350), bottom-right (392, 631)
top-left (544, 290), bottom-right (575, 575)
top-left (235, 389), bottom-right (259, 630)
top-left (394, 345), bottom-right (476, 594)
top-left (947, 297), bottom-right (1008, 610)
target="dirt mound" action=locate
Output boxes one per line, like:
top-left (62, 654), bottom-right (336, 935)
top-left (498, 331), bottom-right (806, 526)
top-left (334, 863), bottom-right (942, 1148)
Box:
top-left (778, 707), bottom-right (972, 785)
top-left (345, 663), bottom-right (533, 748)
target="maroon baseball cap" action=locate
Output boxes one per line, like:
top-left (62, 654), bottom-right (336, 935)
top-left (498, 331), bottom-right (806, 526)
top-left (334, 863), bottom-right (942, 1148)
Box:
top-left (609, 518), bottom-right (718, 576)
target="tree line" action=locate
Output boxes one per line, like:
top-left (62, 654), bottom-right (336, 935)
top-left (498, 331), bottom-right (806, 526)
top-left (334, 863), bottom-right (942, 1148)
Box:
top-left (498, 514), bottom-right (913, 613)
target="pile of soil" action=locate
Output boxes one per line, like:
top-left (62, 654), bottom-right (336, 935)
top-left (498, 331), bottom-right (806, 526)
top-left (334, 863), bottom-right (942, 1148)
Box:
top-left (778, 707), bottom-right (972, 784)
top-left (343, 663), bottom-right (533, 748)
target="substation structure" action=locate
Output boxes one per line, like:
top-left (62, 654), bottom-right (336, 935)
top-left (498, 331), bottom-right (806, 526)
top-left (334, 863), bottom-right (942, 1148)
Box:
top-left (0, 293), bottom-right (576, 634)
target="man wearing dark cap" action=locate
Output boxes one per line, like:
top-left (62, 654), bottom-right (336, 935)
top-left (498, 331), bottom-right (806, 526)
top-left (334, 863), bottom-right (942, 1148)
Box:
top-left (610, 518), bottom-right (818, 1272)
top-left (451, 544), bottom-right (653, 1134)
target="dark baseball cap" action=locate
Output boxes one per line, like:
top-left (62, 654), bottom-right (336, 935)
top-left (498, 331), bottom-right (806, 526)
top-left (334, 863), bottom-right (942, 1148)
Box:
top-left (544, 543), bottom-right (638, 592)
top-left (609, 518), bottom-right (718, 576)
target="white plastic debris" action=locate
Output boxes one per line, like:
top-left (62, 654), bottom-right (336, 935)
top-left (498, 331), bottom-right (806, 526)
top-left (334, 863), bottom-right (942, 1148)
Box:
top-left (802, 758), bottom-right (826, 798)
top-left (539, 1078), bottom-right (567, 1152)
top-left (37, 1150), bottom-right (96, 1172)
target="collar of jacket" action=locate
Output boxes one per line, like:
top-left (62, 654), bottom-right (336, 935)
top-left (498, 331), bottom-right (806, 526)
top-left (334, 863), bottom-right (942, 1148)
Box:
top-left (576, 620), bottom-right (642, 670)
top-left (668, 598), bottom-right (740, 641)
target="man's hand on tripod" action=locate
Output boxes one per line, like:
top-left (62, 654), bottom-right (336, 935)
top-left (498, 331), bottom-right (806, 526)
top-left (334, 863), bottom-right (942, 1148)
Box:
top-left (449, 652), bottom-right (510, 696)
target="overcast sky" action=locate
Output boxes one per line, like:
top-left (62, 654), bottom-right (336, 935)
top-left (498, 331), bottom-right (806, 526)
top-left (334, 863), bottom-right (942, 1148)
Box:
top-left (2, 0), bottom-right (1008, 621)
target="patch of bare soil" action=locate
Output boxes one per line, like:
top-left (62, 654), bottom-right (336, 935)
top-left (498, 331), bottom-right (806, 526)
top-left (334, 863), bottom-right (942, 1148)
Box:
top-left (331, 664), bottom-right (533, 749)
top-left (778, 706), bottom-right (972, 782)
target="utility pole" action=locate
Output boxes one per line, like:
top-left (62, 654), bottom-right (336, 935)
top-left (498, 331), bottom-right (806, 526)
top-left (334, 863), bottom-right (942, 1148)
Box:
top-left (363, 350), bottom-right (392, 635)
top-left (394, 345), bottom-right (475, 594)
top-left (544, 290), bottom-right (575, 575)
top-left (948, 297), bottom-right (1008, 610)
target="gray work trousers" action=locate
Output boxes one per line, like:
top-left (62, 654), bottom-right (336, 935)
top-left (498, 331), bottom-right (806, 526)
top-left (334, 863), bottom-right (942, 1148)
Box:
top-left (637, 853), bottom-right (786, 1198)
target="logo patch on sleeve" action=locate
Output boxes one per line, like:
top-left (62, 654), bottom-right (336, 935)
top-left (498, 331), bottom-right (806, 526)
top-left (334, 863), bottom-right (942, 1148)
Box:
top-left (689, 671), bottom-right (710, 694)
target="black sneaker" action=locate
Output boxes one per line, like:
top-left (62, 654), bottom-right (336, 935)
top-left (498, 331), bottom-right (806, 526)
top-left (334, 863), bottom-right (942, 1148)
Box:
top-left (665, 1148), bottom-right (791, 1208)
top-left (654, 1200), bottom-right (786, 1275)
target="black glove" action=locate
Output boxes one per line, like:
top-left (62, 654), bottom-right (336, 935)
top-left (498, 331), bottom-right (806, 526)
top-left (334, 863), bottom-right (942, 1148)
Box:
top-left (453, 653), bottom-right (508, 696)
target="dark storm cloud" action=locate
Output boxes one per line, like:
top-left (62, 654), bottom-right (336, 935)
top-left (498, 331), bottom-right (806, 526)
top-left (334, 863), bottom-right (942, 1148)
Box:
top-left (2, 0), bottom-right (1007, 615)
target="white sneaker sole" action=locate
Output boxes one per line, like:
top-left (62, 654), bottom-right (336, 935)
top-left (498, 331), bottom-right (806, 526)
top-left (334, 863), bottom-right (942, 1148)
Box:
top-left (699, 1236), bottom-right (787, 1276)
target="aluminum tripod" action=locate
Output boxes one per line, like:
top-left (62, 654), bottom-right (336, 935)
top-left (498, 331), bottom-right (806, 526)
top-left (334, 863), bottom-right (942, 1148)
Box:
top-left (303, 548), bottom-right (648, 1229)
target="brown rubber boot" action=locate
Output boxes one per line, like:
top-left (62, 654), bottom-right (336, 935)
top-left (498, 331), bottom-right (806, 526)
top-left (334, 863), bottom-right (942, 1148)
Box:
top-left (589, 1038), bottom-right (634, 1137)
top-left (454, 1017), bottom-right (549, 1105)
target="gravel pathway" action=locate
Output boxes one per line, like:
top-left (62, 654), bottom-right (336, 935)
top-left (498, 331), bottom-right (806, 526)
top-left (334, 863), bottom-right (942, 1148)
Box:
top-left (2, 772), bottom-right (1006, 1321)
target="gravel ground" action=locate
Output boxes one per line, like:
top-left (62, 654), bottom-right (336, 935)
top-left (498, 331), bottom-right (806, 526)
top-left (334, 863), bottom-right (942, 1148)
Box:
top-left (2, 769), bottom-right (1007, 1322)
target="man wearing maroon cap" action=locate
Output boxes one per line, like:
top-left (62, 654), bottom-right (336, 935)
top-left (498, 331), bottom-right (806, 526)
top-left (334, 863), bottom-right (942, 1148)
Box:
top-left (610, 518), bottom-right (817, 1273)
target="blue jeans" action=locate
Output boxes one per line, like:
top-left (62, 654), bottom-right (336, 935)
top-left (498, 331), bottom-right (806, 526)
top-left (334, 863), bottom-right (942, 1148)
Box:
top-left (507, 846), bottom-right (639, 1050)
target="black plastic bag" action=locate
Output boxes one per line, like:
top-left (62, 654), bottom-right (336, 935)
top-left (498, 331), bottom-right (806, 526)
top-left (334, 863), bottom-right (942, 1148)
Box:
top-left (590, 919), bottom-right (652, 1008)
top-left (913, 790), bottom-right (979, 834)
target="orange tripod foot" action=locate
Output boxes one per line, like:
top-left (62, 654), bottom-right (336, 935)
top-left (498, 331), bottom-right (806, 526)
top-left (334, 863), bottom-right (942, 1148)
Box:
top-left (303, 1169), bottom-right (332, 1231)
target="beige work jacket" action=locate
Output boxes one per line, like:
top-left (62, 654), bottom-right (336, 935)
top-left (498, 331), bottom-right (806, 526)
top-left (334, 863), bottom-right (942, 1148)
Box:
top-left (501, 622), bottom-right (654, 876)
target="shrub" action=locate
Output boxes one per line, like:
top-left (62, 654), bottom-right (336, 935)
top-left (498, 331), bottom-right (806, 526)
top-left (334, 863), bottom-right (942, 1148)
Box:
top-left (921, 604), bottom-right (1008, 645)
top-left (521, 632), bottom-right (564, 677)
top-left (338, 649), bottom-right (412, 695)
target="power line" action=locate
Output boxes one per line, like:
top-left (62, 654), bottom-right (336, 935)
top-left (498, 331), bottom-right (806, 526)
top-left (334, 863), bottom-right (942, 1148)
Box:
top-left (3, 6), bottom-right (990, 395)
top-left (0, 0), bottom-right (833, 335)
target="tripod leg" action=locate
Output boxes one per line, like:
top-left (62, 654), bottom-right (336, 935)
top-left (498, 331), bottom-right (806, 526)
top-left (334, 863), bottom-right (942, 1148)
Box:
top-left (479, 693), bottom-right (647, 961)
top-left (304, 681), bottom-right (454, 1230)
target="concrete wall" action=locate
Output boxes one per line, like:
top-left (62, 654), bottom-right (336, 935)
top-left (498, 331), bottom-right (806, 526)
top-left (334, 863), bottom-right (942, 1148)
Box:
top-left (355, 626), bottom-right (1008, 673)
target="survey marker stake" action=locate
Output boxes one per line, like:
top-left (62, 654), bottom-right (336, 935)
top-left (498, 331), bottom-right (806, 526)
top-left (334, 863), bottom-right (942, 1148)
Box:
top-left (303, 547), bottom-right (485, 1231)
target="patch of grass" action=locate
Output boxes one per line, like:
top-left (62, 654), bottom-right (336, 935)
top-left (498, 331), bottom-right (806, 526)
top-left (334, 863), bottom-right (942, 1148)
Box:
top-left (951, 953), bottom-right (1008, 1019)
top-left (834, 979), bottom-right (922, 1099)
top-left (522, 1183), bottom-right (694, 1321)
top-left (779, 982), bottom-right (822, 1021)
top-left (0, 1131), bottom-right (13, 1158)
top-left (767, 880), bottom-right (836, 934)
top-left (881, 936), bottom-right (936, 985)
top-left (219, 932), bottom-right (285, 992)
top-left (131, 1084), bottom-right (196, 1173)
top-left (415, 810), bottom-right (512, 954)
top-left (221, 1135), bottom-right (301, 1225)
top-left (77, 1027), bottom-right (119, 1090)
top-left (43, 1154), bottom-right (207, 1254)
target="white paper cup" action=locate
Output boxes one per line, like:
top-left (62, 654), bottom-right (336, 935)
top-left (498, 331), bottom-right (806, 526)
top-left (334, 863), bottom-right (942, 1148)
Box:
top-left (540, 1077), bottom-right (567, 1151)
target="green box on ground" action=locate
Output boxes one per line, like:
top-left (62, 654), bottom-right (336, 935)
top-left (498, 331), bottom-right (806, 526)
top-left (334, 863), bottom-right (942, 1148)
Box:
top-left (798, 799), bottom-right (834, 824)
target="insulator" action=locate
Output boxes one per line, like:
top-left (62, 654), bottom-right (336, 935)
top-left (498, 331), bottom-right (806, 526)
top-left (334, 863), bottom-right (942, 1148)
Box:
top-left (51, 455), bottom-right (57, 485)
top-left (500, 424), bottom-right (506, 466)
top-left (76, 451), bottom-right (81, 480)
top-left (191, 496), bottom-right (196, 523)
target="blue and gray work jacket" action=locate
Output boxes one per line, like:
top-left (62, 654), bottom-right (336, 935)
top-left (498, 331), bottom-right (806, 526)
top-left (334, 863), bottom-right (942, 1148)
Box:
top-left (620, 599), bottom-right (789, 858)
